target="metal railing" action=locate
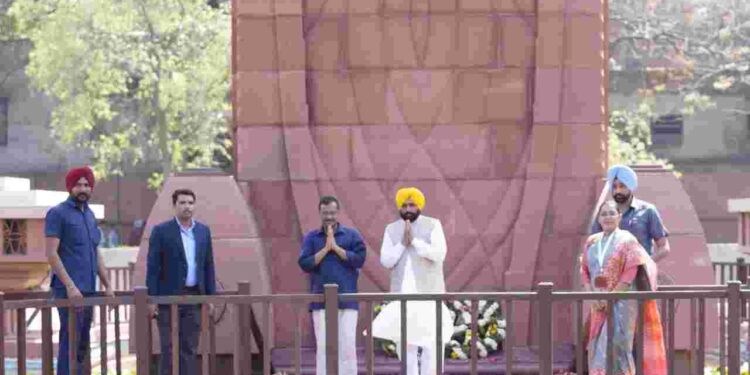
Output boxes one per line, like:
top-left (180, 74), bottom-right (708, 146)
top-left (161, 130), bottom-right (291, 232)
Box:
top-left (329, 284), bottom-right (741, 375)
top-left (2, 281), bottom-right (748, 375)
top-left (0, 287), bottom-right (253, 375)
top-left (1, 291), bottom-right (132, 375)
top-left (4, 263), bottom-right (136, 336)
top-left (714, 257), bottom-right (750, 286)
top-left (102, 264), bottom-right (135, 294)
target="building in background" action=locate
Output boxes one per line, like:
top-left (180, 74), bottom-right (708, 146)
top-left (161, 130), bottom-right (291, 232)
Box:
top-left (610, 70), bottom-right (750, 243)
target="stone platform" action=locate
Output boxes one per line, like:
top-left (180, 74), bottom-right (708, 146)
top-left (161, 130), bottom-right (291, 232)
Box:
top-left (271, 344), bottom-right (576, 374)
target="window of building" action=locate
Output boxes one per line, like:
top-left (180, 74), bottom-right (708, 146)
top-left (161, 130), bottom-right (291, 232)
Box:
top-left (0, 97), bottom-right (7, 146)
top-left (2, 219), bottom-right (27, 255)
top-left (651, 113), bottom-right (683, 147)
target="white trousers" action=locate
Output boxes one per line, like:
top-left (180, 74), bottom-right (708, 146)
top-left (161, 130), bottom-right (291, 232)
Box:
top-left (312, 309), bottom-right (358, 375)
top-left (396, 342), bottom-right (440, 375)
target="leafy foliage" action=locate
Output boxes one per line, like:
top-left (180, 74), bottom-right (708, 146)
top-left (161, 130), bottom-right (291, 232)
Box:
top-left (9, 0), bottom-right (231, 189)
top-left (608, 98), bottom-right (676, 171)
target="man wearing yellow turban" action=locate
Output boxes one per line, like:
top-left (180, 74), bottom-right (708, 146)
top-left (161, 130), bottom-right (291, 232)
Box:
top-left (395, 187), bottom-right (426, 217)
top-left (371, 187), bottom-right (453, 375)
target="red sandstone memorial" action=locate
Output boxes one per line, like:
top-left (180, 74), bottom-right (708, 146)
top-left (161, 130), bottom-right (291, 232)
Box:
top-left (0, 0), bottom-right (730, 374)
top-left (230, 0), bottom-right (611, 348)
top-left (128, 0), bottom-right (719, 371)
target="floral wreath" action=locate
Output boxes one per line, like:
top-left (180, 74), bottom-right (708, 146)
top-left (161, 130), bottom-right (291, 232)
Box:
top-left (373, 300), bottom-right (506, 360)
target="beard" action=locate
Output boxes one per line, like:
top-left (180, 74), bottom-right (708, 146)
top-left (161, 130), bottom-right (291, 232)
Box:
top-left (613, 193), bottom-right (630, 204)
top-left (400, 210), bottom-right (420, 222)
top-left (74, 192), bottom-right (89, 202)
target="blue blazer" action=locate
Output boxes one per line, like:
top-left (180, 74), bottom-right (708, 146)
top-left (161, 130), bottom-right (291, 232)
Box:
top-left (146, 219), bottom-right (216, 296)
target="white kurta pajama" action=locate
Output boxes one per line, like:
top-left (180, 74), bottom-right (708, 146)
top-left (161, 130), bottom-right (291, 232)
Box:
top-left (312, 309), bottom-right (358, 375)
top-left (372, 215), bottom-right (453, 375)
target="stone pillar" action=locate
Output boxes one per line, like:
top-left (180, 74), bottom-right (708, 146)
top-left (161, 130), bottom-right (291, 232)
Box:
top-left (503, 0), bottom-right (609, 343)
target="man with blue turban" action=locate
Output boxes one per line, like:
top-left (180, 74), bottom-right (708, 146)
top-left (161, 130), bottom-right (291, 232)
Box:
top-left (590, 165), bottom-right (671, 262)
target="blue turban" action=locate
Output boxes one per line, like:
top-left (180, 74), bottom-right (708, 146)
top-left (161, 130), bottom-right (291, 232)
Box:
top-left (606, 165), bottom-right (638, 191)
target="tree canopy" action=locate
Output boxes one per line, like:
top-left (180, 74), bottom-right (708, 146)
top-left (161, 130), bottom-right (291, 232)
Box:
top-left (611, 0), bottom-right (750, 102)
top-left (9, 0), bottom-right (231, 188)
top-left (607, 0), bottom-right (750, 169)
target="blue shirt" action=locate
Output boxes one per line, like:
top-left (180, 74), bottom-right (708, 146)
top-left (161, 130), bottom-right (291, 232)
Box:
top-left (44, 196), bottom-right (101, 293)
top-left (176, 218), bottom-right (197, 287)
top-left (591, 198), bottom-right (668, 255)
top-left (298, 224), bottom-right (366, 310)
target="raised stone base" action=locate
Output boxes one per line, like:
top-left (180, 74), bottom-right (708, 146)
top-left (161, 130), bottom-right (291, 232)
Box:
top-left (271, 345), bottom-right (576, 374)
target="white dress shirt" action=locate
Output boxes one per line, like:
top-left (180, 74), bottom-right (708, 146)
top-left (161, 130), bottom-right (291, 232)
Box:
top-left (176, 218), bottom-right (197, 287)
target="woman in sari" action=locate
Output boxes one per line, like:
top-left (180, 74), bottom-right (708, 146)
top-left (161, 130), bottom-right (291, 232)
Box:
top-left (581, 200), bottom-right (667, 375)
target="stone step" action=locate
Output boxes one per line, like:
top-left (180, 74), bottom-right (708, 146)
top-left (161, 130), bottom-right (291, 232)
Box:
top-left (271, 344), bottom-right (576, 375)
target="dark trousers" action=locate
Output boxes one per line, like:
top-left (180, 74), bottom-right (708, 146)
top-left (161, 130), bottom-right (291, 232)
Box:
top-left (54, 289), bottom-right (94, 375)
top-left (156, 287), bottom-right (202, 375)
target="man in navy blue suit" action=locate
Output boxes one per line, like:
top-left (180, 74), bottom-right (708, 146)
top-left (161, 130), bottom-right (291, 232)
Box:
top-left (146, 188), bottom-right (216, 375)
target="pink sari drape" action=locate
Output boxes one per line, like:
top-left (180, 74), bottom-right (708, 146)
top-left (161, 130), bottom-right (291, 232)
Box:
top-left (581, 231), bottom-right (667, 375)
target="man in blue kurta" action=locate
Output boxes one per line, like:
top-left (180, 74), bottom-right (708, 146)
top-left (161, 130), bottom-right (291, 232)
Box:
top-left (298, 195), bottom-right (366, 375)
top-left (590, 165), bottom-right (671, 262)
top-left (45, 167), bottom-right (114, 375)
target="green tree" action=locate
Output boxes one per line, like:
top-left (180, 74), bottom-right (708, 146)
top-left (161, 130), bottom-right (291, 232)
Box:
top-left (607, 98), bottom-right (675, 170)
top-left (9, 0), bottom-right (231, 189)
top-left (1, 0), bottom-right (26, 91)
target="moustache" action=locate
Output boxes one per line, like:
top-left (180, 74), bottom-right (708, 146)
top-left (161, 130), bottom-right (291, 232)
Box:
top-left (400, 211), bottom-right (419, 222)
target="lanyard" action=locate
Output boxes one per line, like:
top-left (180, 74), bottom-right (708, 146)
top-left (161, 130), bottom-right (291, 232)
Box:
top-left (596, 231), bottom-right (616, 268)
